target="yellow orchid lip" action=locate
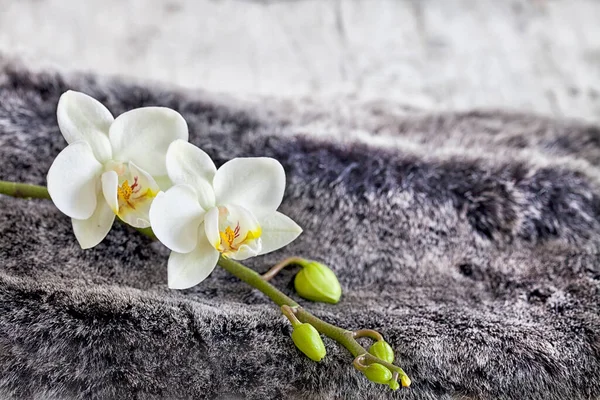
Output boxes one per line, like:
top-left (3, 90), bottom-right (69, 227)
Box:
top-left (104, 162), bottom-right (160, 224)
top-left (116, 177), bottom-right (157, 210)
top-left (217, 221), bottom-right (262, 255)
top-left (117, 178), bottom-right (138, 209)
top-left (219, 223), bottom-right (240, 251)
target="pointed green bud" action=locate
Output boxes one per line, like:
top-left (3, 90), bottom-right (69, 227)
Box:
top-left (388, 379), bottom-right (400, 391)
top-left (400, 374), bottom-right (412, 387)
top-left (291, 323), bottom-right (326, 362)
top-left (294, 261), bottom-right (342, 304)
top-left (363, 363), bottom-right (393, 384)
top-left (368, 340), bottom-right (394, 364)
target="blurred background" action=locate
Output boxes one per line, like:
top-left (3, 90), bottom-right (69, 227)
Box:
top-left (1, 0), bottom-right (599, 122)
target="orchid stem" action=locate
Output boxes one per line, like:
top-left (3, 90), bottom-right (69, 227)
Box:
top-left (0, 179), bottom-right (411, 388)
top-left (219, 256), bottom-right (363, 353)
top-left (353, 329), bottom-right (384, 342)
top-left (217, 256), bottom-right (299, 308)
top-left (217, 256), bottom-right (411, 387)
top-left (0, 180), bottom-right (51, 200)
top-left (281, 304), bottom-right (301, 327)
top-left (261, 256), bottom-right (305, 281)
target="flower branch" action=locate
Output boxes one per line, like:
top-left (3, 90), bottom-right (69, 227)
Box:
top-left (218, 256), bottom-right (411, 388)
top-left (0, 179), bottom-right (412, 390)
top-left (0, 89), bottom-right (412, 393)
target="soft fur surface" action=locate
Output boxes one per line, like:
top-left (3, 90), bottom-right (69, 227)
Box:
top-left (1, 64), bottom-right (599, 400)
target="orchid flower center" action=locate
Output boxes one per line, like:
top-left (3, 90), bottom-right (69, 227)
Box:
top-left (117, 177), bottom-right (141, 209)
top-left (214, 206), bottom-right (262, 259)
top-left (219, 223), bottom-right (241, 251)
top-left (103, 160), bottom-right (159, 221)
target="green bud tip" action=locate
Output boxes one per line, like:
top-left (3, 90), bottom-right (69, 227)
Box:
top-left (400, 374), bottom-right (412, 387)
top-left (368, 340), bottom-right (395, 364)
top-left (388, 379), bottom-right (400, 391)
top-left (363, 363), bottom-right (393, 384)
top-left (294, 261), bottom-right (342, 304)
top-left (291, 323), bottom-right (326, 362)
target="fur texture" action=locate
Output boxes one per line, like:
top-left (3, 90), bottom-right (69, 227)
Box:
top-left (0, 65), bottom-right (599, 400)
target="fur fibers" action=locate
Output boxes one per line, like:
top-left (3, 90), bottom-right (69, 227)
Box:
top-left (0, 65), bottom-right (599, 400)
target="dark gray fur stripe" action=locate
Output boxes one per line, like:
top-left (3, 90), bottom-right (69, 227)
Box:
top-left (0, 65), bottom-right (599, 399)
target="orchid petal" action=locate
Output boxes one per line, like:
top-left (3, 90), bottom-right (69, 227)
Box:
top-left (229, 243), bottom-right (261, 261)
top-left (213, 157), bottom-right (286, 218)
top-left (72, 192), bottom-right (115, 249)
top-left (258, 211), bottom-right (303, 255)
top-left (56, 90), bottom-right (113, 163)
top-left (109, 107), bottom-right (188, 176)
top-left (150, 184), bottom-right (205, 253)
top-left (101, 170), bottom-right (119, 214)
top-left (153, 175), bottom-right (173, 191)
top-left (203, 206), bottom-right (221, 251)
top-left (128, 162), bottom-right (161, 194)
top-left (166, 140), bottom-right (216, 209)
top-left (168, 227), bottom-right (220, 289)
top-left (47, 141), bottom-right (102, 220)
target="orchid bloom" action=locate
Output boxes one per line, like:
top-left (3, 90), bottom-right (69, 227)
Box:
top-left (47, 91), bottom-right (188, 249)
top-left (149, 140), bottom-right (303, 289)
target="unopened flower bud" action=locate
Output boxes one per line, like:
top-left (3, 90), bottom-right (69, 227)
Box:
top-left (363, 363), bottom-right (392, 384)
top-left (388, 379), bottom-right (400, 391)
top-left (294, 260), bottom-right (342, 304)
top-left (368, 340), bottom-right (394, 364)
top-left (291, 323), bottom-right (326, 362)
top-left (400, 374), bottom-right (412, 387)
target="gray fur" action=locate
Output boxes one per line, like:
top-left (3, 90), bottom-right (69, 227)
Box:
top-left (0, 64), bottom-right (599, 400)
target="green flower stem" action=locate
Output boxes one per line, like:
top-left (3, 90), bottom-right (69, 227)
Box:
top-left (218, 256), bottom-right (411, 386)
top-left (353, 329), bottom-right (384, 342)
top-left (281, 305), bottom-right (302, 327)
top-left (0, 179), bottom-right (411, 388)
top-left (260, 256), bottom-right (305, 281)
top-left (217, 256), bottom-right (300, 308)
top-left (0, 180), bottom-right (51, 200)
top-left (219, 256), bottom-right (362, 355)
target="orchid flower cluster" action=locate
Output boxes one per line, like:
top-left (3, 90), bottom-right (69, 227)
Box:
top-left (21, 91), bottom-right (411, 391)
top-left (47, 91), bottom-right (302, 289)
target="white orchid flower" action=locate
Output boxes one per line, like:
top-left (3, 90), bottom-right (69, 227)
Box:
top-left (47, 91), bottom-right (189, 249)
top-left (149, 140), bottom-right (303, 289)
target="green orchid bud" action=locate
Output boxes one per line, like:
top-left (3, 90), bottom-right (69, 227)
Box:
top-left (400, 374), bottom-right (412, 387)
top-left (294, 260), bottom-right (342, 304)
top-left (291, 323), bottom-right (326, 362)
top-left (388, 379), bottom-right (400, 391)
top-left (363, 363), bottom-right (393, 384)
top-left (368, 340), bottom-right (394, 364)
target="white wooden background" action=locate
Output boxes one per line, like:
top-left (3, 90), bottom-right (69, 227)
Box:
top-left (1, 0), bottom-right (599, 122)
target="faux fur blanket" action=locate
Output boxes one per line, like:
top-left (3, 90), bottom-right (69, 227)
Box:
top-left (1, 65), bottom-right (599, 400)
